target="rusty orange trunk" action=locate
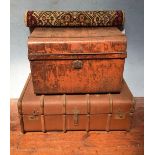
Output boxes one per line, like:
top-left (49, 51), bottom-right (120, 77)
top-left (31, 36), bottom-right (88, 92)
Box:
top-left (28, 27), bottom-right (127, 94)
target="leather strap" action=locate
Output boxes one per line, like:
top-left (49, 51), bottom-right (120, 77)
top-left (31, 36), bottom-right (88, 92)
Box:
top-left (41, 115), bottom-right (45, 132)
top-left (63, 95), bottom-right (66, 132)
top-left (63, 94), bottom-right (66, 114)
top-left (87, 94), bottom-right (90, 114)
top-left (86, 94), bottom-right (90, 132)
top-left (40, 95), bottom-right (44, 115)
top-left (86, 114), bottom-right (90, 132)
top-left (106, 114), bottom-right (112, 132)
top-left (63, 115), bottom-right (66, 132)
top-left (17, 74), bottom-right (31, 134)
top-left (127, 113), bottom-right (134, 132)
top-left (17, 74), bottom-right (31, 114)
top-left (40, 95), bottom-right (45, 132)
top-left (108, 94), bottom-right (113, 113)
top-left (19, 114), bottom-right (25, 134)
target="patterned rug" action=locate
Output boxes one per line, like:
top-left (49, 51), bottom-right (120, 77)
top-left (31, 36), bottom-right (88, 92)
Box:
top-left (25, 10), bottom-right (124, 27)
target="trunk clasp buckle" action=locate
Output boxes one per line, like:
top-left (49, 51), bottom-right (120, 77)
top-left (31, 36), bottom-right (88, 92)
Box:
top-left (73, 109), bottom-right (79, 126)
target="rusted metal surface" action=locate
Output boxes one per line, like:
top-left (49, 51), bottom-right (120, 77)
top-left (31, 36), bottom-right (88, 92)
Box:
top-left (28, 27), bottom-right (127, 54)
top-left (18, 75), bottom-right (135, 133)
top-left (28, 27), bottom-right (127, 94)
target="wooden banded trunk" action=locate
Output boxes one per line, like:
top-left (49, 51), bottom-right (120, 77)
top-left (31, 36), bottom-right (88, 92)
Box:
top-left (18, 74), bottom-right (135, 133)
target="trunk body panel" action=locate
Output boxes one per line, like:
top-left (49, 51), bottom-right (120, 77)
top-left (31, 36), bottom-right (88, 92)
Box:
top-left (18, 75), bottom-right (135, 133)
top-left (28, 27), bottom-right (127, 94)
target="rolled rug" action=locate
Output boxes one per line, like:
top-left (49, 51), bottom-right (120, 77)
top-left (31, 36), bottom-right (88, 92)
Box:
top-left (25, 10), bottom-right (125, 27)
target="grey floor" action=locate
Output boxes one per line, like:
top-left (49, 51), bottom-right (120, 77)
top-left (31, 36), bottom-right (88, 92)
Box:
top-left (10, 0), bottom-right (144, 98)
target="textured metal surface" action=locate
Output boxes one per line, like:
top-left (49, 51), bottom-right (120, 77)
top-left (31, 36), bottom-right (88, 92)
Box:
top-left (28, 27), bottom-right (127, 94)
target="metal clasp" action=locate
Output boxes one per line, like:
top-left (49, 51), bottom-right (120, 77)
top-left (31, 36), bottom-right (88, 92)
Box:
top-left (73, 109), bottom-right (79, 126)
top-left (114, 109), bottom-right (126, 119)
top-left (28, 110), bottom-right (39, 121)
top-left (72, 60), bottom-right (83, 69)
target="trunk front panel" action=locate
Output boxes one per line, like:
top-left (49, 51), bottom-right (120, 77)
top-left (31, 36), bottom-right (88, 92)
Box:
top-left (31, 59), bottom-right (125, 94)
top-left (19, 75), bottom-right (135, 133)
top-left (90, 114), bottom-right (108, 130)
top-left (110, 113), bottom-right (133, 130)
top-left (22, 114), bottom-right (133, 132)
top-left (45, 115), bottom-right (64, 130)
top-left (23, 115), bottom-right (42, 131)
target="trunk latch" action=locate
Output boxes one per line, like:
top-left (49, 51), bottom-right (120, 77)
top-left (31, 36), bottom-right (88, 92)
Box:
top-left (115, 109), bottom-right (126, 119)
top-left (72, 60), bottom-right (83, 69)
top-left (28, 110), bottom-right (39, 120)
top-left (73, 109), bottom-right (80, 126)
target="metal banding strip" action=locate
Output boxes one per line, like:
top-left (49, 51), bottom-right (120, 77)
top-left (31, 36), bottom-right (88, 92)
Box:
top-left (29, 52), bottom-right (127, 55)
top-left (63, 94), bottom-right (66, 114)
top-left (63, 115), bottom-right (66, 133)
top-left (41, 115), bottom-right (45, 132)
top-left (86, 94), bottom-right (90, 132)
top-left (19, 115), bottom-right (25, 134)
top-left (127, 113), bottom-right (134, 132)
top-left (86, 114), bottom-right (90, 132)
top-left (63, 94), bottom-right (66, 132)
top-left (17, 74), bottom-right (31, 114)
top-left (17, 74), bottom-right (31, 134)
top-left (40, 95), bottom-right (44, 114)
top-left (28, 53), bottom-right (127, 61)
top-left (106, 114), bottom-right (112, 132)
top-left (87, 94), bottom-right (90, 114)
top-left (18, 103), bottom-right (25, 134)
top-left (109, 94), bottom-right (113, 114)
top-left (40, 95), bottom-right (45, 132)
